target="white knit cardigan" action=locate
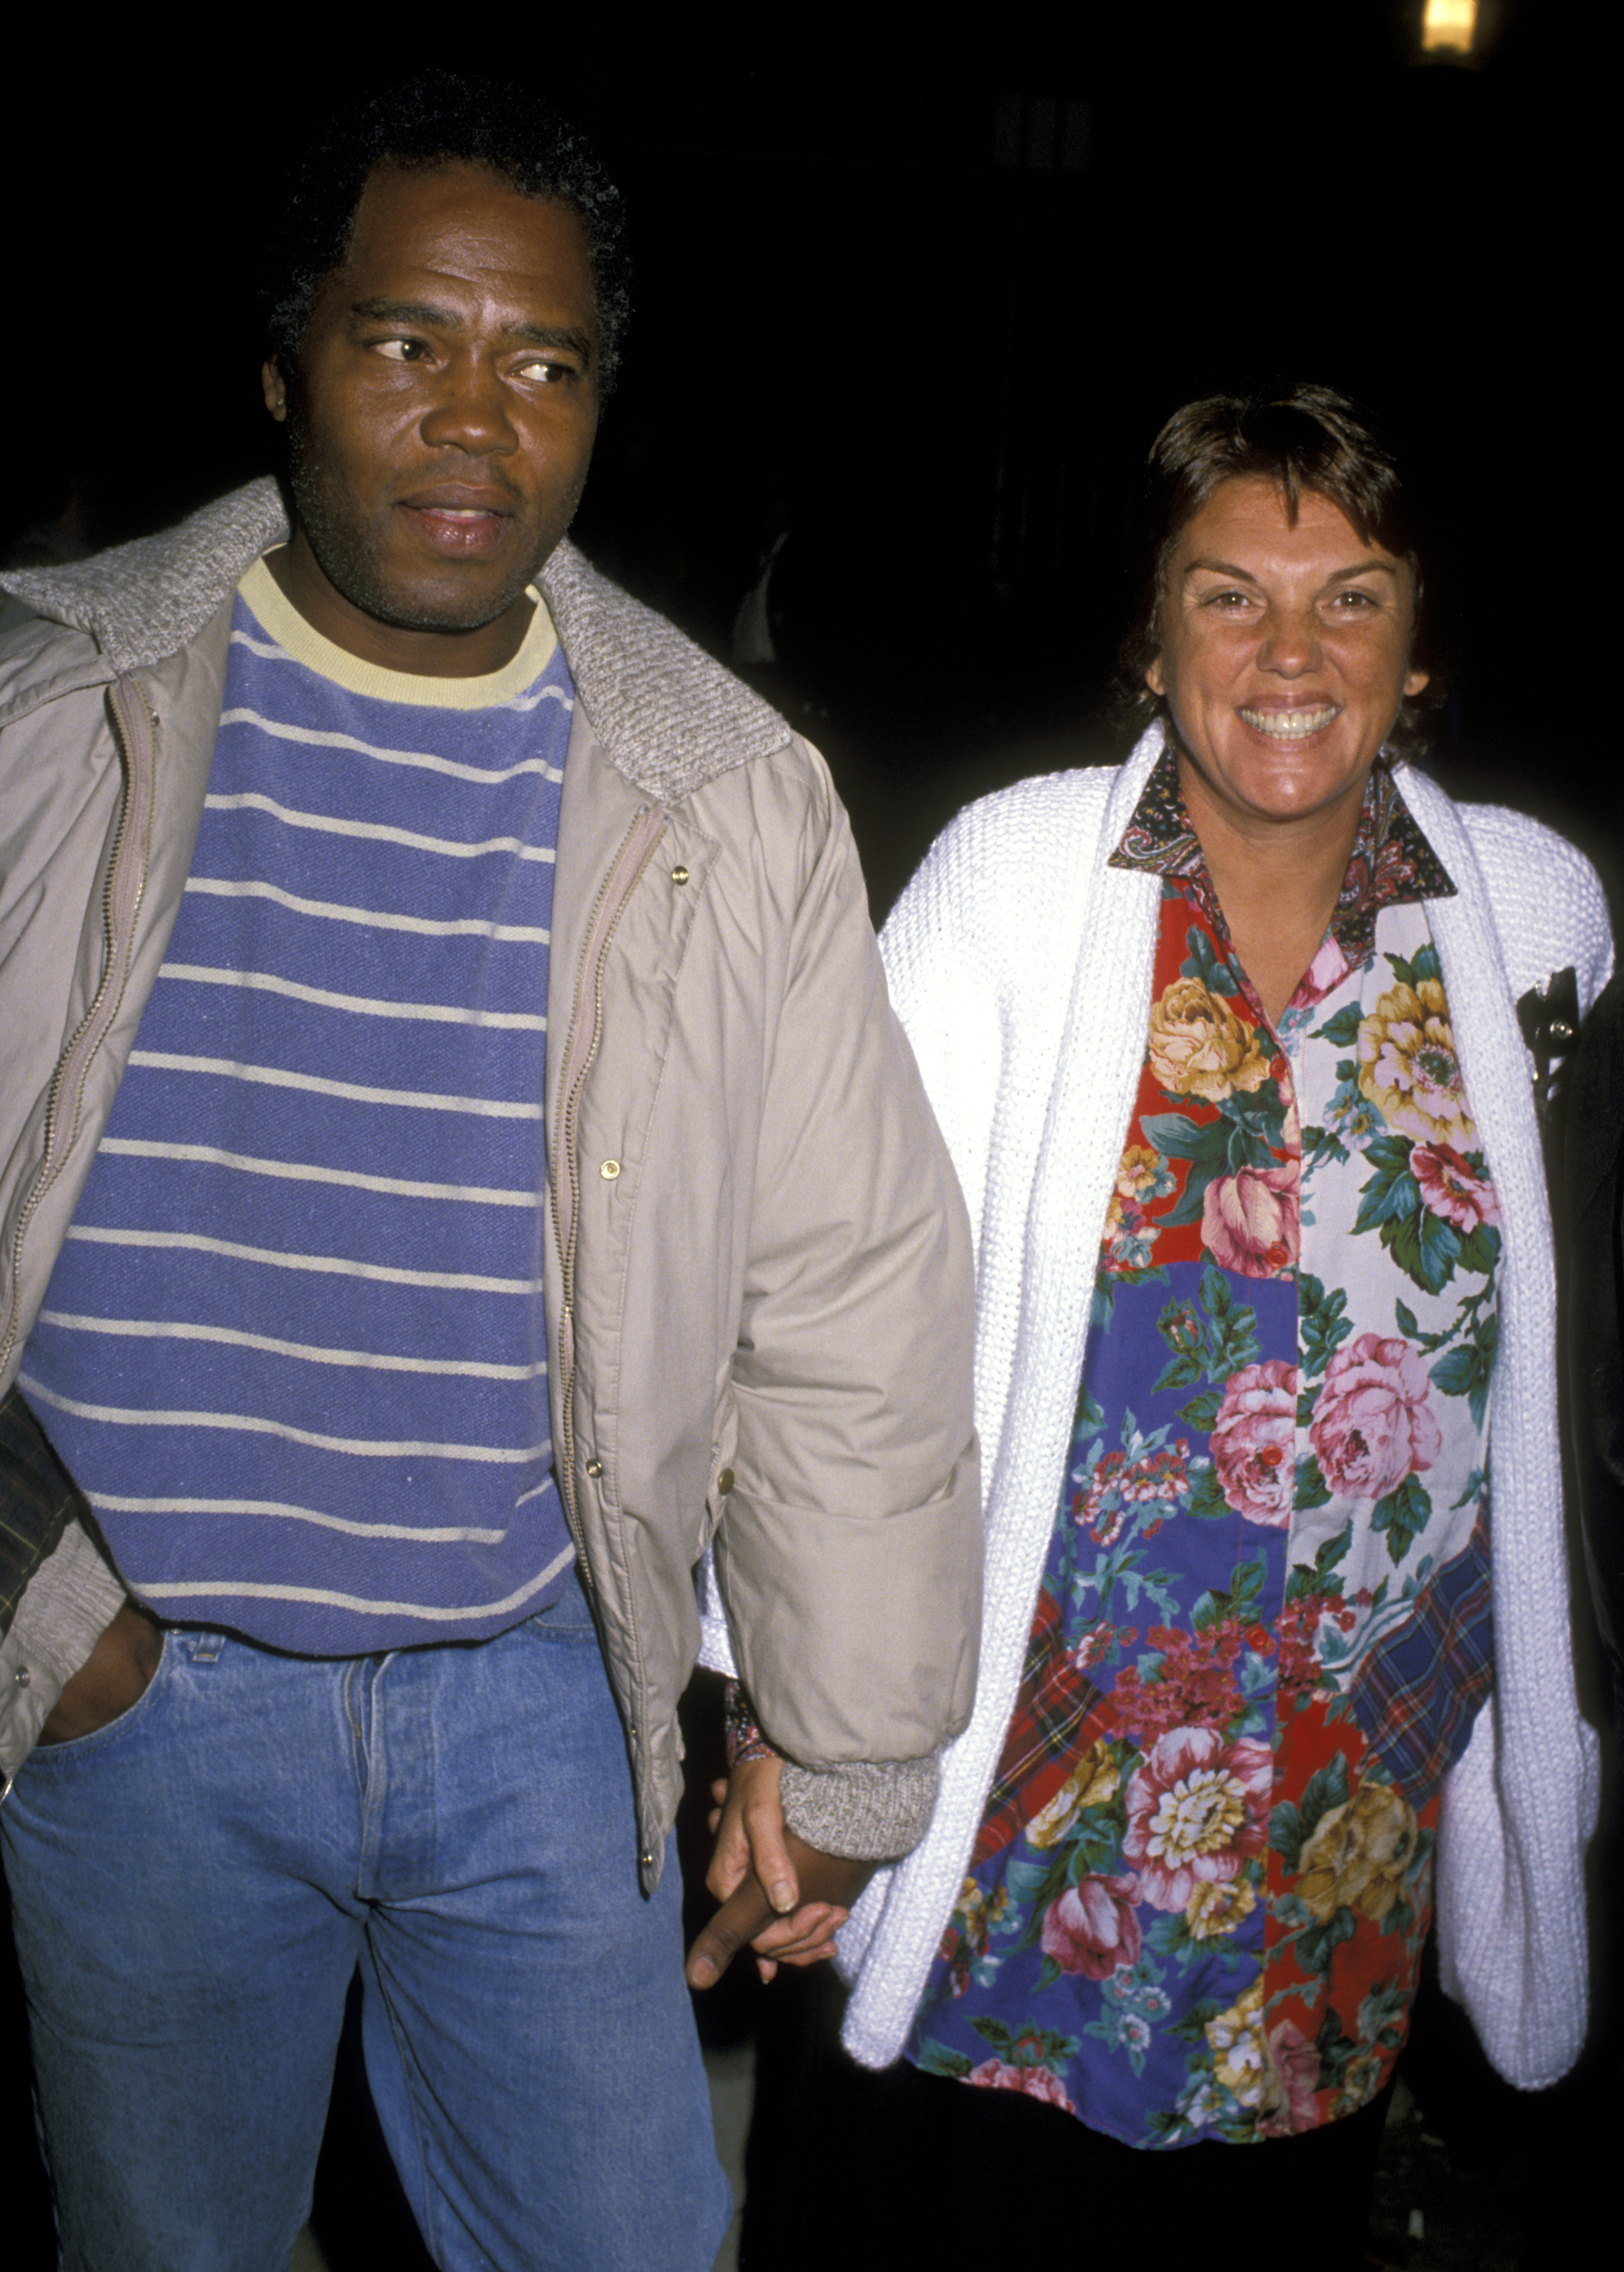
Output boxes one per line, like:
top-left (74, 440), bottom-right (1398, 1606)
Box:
top-left (840, 724), bottom-right (1612, 2093)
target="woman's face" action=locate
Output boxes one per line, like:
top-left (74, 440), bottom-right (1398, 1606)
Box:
top-left (1146, 476), bottom-right (1427, 837)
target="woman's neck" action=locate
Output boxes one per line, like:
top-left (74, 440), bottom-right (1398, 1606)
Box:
top-left (1180, 765), bottom-right (1365, 1031)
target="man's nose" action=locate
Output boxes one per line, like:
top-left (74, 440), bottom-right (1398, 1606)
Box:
top-left (419, 354), bottom-right (517, 454)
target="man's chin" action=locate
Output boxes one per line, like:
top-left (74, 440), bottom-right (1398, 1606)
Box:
top-left (361, 585), bottom-right (533, 637)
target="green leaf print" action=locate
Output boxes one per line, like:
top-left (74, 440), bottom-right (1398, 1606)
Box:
top-left (1141, 1110), bottom-right (1223, 1163)
top-left (1354, 1139), bottom-right (1420, 1237)
top-left (1298, 1752), bottom-right (1351, 1843)
top-left (1453, 1222), bottom-right (1502, 1278)
top-left (1300, 1274), bottom-right (1351, 1379)
top-left (1182, 925), bottom-right (1239, 997)
top-left (1315, 2003), bottom-right (1358, 2086)
top-left (1270, 1801), bottom-right (1306, 1873)
top-left (915, 2038), bottom-right (973, 2078)
top-left (1188, 1462), bottom-right (1230, 1520)
top-left (1297, 1905), bottom-right (1359, 1980)
top-left (1074, 1381), bottom-right (1107, 1435)
top-left (1176, 1388), bottom-right (1224, 1431)
top-left (1373, 1472), bottom-right (1433, 1563)
top-left (1295, 1453), bottom-right (1333, 1510)
top-left (1311, 1003), bottom-right (1366, 1049)
top-left (1301, 1124), bottom-right (1352, 1175)
top-left (1385, 942), bottom-right (1442, 990)
top-left (1394, 1298), bottom-right (1420, 1338)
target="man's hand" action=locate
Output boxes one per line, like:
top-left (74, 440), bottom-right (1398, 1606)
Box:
top-left (687, 1755), bottom-right (875, 1988)
top-left (37, 1603), bottom-right (162, 1746)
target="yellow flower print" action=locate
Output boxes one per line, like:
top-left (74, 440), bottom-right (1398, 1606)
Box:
top-left (1297, 1777), bottom-right (1419, 1924)
top-left (1356, 980), bottom-right (1476, 1147)
top-left (1027, 1741), bottom-right (1121, 1852)
top-left (1204, 1978), bottom-right (1267, 2110)
top-left (1147, 978), bottom-right (1272, 1103)
top-left (1116, 1145), bottom-right (1178, 1204)
top-left (1183, 1876), bottom-right (1258, 1942)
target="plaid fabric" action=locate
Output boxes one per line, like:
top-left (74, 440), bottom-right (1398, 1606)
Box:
top-left (0, 1387), bottom-right (89, 1640)
top-left (1349, 1510), bottom-right (1495, 1793)
top-left (972, 1585), bottom-right (1103, 1867)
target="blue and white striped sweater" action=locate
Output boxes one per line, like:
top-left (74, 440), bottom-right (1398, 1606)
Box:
top-left (21, 560), bottom-right (578, 1651)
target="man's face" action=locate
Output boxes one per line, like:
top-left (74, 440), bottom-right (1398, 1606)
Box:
top-left (263, 159), bottom-right (600, 673)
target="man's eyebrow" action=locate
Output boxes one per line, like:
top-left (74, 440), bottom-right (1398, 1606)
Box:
top-left (348, 298), bottom-right (594, 361)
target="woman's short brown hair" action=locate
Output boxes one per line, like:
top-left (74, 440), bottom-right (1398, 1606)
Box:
top-left (1117, 384), bottom-right (1442, 761)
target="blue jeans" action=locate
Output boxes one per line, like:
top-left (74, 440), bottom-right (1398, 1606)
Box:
top-left (1, 1573), bottom-right (730, 2271)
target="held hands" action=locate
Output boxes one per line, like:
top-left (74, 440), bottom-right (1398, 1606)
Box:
top-left (37, 1602), bottom-right (162, 1746)
top-left (685, 1754), bottom-right (875, 1989)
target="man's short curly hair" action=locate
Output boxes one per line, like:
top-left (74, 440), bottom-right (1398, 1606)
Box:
top-left (1117, 385), bottom-right (1442, 762)
top-left (260, 71), bottom-right (632, 390)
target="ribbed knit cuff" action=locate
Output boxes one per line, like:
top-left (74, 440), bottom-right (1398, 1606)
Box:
top-left (780, 1752), bottom-right (941, 1864)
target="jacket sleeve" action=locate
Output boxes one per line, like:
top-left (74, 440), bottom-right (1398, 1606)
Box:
top-left (0, 1520), bottom-right (126, 1790)
top-left (709, 761), bottom-right (983, 1855)
top-left (0, 1382), bottom-right (128, 1797)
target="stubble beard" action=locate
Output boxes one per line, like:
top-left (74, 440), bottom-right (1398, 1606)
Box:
top-left (284, 414), bottom-right (538, 636)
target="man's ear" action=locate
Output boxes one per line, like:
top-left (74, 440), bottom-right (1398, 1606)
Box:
top-left (262, 360), bottom-right (288, 423)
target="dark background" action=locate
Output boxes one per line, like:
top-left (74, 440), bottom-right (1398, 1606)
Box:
top-left (4, 2), bottom-right (1614, 916)
top-left (2, 3), bottom-right (1616, 2261)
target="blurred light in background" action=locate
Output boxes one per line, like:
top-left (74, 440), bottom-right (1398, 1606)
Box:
top-left (1423, 0), bottom-right (1478, 51)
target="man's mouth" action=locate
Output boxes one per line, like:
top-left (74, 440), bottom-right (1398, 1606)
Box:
top-left (401, 497), bottom-right (512, 560)
top-left (1236, 704), bottom-right (1340, 741)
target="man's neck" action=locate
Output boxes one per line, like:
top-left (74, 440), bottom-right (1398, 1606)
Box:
top-left (267, 532), bottom-right (535, 679)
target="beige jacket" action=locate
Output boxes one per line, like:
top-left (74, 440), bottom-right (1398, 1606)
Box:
top-left (0, 481), bottom-right (982, 1881)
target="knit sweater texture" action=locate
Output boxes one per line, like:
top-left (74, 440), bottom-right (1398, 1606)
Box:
top-left (845, 725), bottom-right (1610, 2093)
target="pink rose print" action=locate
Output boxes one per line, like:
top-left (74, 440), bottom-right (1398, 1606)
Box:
top-left (1259, 2021), bottom-right (1321, 2136)
top-left (965, 2058), bottom-right (1077, 2112)
top-left (1309, 1332), bottom-right (1442, 1502)
top-left (1210, 1359), bottom-right (1299, 1527)
top-left (1122, 1726), bottom-right (1272, 1912)
top-left (1039, 1874), bottom-right (1143, 1980)
top-left (1202, 1165), bottom-right (1299, 1279)
top-left (1411, 1144), bottom-right (1501, 1235)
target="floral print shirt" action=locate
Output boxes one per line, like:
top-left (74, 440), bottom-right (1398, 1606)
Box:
top-left (910, 754), bottom-right (1499, 2147)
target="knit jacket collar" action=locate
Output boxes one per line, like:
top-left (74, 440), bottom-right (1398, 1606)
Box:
top-left (0, 476), bottom-right (790, 804)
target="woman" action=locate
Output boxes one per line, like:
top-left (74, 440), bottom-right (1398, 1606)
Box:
top-left (714, 385), bottom-right (1611, 2261)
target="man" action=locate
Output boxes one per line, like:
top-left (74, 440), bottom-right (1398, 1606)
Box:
top-left (0, 73), bottom-right (980, 2272)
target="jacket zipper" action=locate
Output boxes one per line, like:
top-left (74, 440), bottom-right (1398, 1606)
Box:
top-left (0, 680), bottom-right (157, 1378)
top-left (550, 803), bottom-right (670, 1578)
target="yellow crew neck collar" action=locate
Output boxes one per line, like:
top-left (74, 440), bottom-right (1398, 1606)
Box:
top-left (238, 551), bottom-right (560, 709)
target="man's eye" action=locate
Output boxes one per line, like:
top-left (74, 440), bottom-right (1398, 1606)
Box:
top-left (515, 356), bottom-right (574, 383)
top-left (376, 338), bottom-right (430, 362)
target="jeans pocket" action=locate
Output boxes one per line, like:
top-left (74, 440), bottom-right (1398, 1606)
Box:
top-left (25, 1631), bottom-right (174, 1766)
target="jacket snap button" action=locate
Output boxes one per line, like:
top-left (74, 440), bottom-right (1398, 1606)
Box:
top-left (14, 1665), bottom-right (30, 1689)
top-left (600, 1159), bottom-right (621, 1181)
top-left (586, 1458), bottom-right (604, 1478)
top-left (716, 1468), bottom-right (734, 1496)
top-left (671, 866), bottom-right (690, 885)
